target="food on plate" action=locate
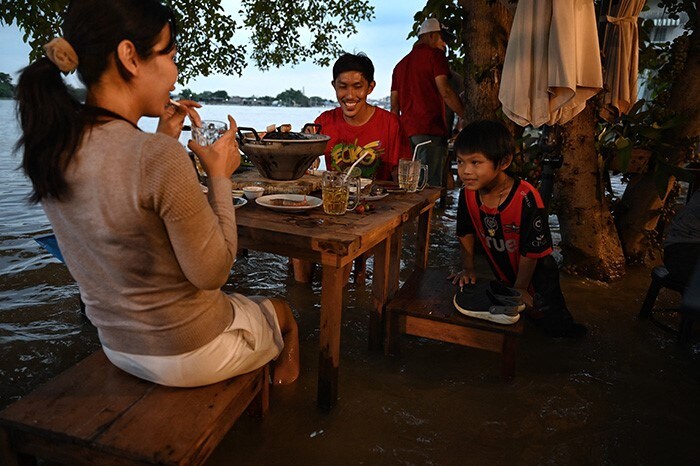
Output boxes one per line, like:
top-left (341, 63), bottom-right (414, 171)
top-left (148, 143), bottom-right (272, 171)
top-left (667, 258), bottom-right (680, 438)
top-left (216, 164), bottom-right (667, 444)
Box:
top-left (269, 196), bottom-right (309, 207)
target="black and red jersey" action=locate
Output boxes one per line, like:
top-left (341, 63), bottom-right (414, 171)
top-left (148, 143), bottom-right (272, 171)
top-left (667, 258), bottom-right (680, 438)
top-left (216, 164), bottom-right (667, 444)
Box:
top-left (456, 179), bottom-right (553, 286)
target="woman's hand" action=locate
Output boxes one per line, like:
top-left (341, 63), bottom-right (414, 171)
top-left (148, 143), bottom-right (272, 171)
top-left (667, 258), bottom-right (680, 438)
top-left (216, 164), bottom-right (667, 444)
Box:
top-left (157, 99), bottom-right (202, 139)
top-left (448, 268), bottom-right (477, 286)
top-left (188, 115), bottom-right (240, 179)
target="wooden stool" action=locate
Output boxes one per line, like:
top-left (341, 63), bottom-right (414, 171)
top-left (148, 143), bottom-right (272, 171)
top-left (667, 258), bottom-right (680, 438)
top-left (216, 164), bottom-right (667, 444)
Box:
top-left (0, 350), bottom-right (269, 466)
top-left (638, 265), bottom-right (693, 345)
top-left (385, 268), bottom-right (524, 378)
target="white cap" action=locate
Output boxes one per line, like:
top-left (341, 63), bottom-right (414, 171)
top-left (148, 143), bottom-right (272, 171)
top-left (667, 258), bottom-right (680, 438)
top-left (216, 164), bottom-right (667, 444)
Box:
top-left (418, 18), bottom-right (443, 36)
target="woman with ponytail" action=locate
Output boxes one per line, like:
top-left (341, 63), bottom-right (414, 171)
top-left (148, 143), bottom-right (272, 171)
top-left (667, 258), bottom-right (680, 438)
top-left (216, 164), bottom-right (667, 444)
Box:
top-left (15, 0), bottom-right (299, 387)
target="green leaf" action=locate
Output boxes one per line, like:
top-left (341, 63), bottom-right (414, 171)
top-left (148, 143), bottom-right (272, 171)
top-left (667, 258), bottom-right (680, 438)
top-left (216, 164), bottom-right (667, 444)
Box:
top-left (2, 0), bottom-right (377, 83)
top-left (613, 137), bottom-right (632, 171)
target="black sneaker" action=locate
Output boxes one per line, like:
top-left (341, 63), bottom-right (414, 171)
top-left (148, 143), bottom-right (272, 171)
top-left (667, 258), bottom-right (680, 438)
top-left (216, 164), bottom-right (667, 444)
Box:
top-left (453, 285), bottom-right (520, 325)
top-left (488, 281), bottom-right (525, 312)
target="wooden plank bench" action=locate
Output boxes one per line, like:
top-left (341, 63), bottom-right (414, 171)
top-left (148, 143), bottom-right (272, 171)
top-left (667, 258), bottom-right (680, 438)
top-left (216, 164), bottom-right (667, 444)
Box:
top-left (0, 350), bottom-right (269, 466)
top-left (385, 267), bottom-right (525, 378)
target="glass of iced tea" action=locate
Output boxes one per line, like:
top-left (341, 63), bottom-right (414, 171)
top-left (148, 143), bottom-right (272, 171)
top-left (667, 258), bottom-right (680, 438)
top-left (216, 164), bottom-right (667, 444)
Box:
top-left (322, 171), bottom-right (359, 215)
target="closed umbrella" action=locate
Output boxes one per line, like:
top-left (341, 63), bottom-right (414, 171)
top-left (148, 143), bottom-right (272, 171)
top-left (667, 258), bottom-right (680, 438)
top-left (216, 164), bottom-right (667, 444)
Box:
top-left (499, 0), bottom-right (603, 128)
top-left (600, 0), bottom-right (646, 120)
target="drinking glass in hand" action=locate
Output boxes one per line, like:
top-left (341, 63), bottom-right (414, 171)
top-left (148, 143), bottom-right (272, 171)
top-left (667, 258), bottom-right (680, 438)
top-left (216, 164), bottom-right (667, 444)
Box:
top-left (191, 120), bottom-right (227, 179)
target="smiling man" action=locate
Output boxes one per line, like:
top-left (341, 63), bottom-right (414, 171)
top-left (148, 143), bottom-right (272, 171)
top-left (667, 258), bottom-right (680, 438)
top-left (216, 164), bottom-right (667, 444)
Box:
top-left (293, 53), bottom-right (411, 284)
top-left (315, 53), bottom-right (410, 181)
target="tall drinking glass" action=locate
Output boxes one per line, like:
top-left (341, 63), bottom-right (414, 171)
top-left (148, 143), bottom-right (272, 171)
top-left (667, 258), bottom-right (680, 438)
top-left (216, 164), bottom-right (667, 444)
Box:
top-left (191, 120), bottom-right (227, 178)
top-left (322, 171), bottom-right (360, 215)
top-left (398, 159), bottom-right (428, 192)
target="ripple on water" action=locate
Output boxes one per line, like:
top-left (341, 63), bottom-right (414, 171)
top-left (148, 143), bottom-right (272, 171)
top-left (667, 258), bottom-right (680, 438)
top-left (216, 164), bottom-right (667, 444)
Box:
top-left (0, 319), bottom-right (83, 344)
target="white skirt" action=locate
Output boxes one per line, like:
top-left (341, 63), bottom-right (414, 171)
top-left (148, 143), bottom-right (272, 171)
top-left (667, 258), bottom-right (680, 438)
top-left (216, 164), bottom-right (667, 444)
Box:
top-left (102, 294), bottom-right (284, 387)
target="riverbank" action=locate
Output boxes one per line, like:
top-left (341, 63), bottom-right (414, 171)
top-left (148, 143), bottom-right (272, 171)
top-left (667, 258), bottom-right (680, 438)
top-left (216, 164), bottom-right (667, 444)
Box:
top-left (2, 190), bottom-right (699, 464)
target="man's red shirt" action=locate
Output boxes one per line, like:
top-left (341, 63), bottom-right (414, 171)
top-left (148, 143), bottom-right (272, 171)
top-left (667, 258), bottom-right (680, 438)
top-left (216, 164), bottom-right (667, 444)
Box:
top-left (391, 43), bottom-right (451, 138)
top-left (315, 106), bottom-right (410, 181)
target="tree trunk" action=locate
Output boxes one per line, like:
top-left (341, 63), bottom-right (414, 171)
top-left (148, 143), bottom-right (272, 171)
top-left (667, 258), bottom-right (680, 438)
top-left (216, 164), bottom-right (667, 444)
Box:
top-left (553, 105), bottom-right (626, 281)
top-left (615, 24), bottom-right (699, 261)
top-left (459, 0), bottom-right (514, 122)
top-left (616, 172), bottom-right (673, 263)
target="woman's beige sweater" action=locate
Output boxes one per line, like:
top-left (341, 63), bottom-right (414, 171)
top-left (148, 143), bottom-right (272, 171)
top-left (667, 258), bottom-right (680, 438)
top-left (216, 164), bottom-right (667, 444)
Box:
top-left (43, 121), bottom-right (236, 356)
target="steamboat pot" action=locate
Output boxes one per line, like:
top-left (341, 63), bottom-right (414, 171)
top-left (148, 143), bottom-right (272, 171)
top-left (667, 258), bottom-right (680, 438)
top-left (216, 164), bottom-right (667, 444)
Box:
top-left (237, 124), bottom-right (329, 181)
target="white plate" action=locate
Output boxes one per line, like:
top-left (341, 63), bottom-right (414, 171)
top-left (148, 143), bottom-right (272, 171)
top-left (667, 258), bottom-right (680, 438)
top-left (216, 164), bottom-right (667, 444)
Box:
top-left (233, 197), bottom-right (247, 209)
top-left (255, 194), bottom-right (322, 212)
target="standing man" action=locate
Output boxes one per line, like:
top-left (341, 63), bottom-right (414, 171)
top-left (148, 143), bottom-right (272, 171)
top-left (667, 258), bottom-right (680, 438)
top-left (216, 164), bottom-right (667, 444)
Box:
top-left (391, 18), bottom-right (466, 187)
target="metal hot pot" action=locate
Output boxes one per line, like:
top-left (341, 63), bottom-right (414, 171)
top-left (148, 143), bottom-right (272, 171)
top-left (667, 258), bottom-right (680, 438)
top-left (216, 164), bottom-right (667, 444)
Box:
top-left (237, 124), bottom-right (329, 181)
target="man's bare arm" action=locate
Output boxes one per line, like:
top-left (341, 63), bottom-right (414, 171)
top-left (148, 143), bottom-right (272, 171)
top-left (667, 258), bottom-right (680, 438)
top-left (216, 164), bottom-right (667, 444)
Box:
top-left (435, 74), bottom-right (465, 119)
top-left (390, 90), bottom-right (400, 116)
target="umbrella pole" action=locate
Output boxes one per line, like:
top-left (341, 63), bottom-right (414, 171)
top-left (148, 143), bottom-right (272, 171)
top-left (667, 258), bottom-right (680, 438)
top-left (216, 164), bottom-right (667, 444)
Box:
top-left (537, 124), bottom-right (563, 210)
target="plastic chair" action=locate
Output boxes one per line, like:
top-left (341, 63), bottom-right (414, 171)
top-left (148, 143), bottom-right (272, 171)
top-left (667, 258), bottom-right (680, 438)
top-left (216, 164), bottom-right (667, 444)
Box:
top-left (638, 265), bottom-right (693, 345)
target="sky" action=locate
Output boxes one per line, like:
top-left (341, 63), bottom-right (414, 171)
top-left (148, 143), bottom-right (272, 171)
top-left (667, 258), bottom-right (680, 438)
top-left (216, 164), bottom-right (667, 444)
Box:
top-left (0, 0), bottom-right (426, 101)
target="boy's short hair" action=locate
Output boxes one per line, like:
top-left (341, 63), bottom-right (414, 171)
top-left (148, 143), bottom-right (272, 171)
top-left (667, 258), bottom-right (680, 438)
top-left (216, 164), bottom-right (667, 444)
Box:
top-left (454, 120), bottom-right (515, 167)
top-left (332, 53), bottom-right (375, 83)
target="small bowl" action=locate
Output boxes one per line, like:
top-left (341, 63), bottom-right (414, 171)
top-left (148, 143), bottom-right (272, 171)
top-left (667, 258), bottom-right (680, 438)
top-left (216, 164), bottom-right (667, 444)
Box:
top-left (243, 186), bottom-right (265, 200)
top-left (232, 189), bottom-right (245, 198)
top-left (359, 178), bottom-right (372, 191)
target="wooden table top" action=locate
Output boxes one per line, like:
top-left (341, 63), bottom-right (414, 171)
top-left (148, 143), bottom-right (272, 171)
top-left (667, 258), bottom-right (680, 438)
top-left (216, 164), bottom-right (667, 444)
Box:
top-left (235, 187), bottom-right (442, 267)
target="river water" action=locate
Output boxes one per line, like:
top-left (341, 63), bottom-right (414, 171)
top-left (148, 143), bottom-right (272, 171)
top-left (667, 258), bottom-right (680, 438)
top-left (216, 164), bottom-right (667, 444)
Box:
top-left (1, 99), bottom-right (699, 464)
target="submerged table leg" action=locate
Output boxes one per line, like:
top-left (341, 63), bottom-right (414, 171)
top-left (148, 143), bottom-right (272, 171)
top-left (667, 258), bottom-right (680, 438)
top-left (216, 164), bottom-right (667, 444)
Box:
top-left (318, 264), bottom-right (344, 410)
top-left (389, 227), bottom-right (403, 298)
top-left (416, 207), bottom-right (433, 270)
top-left (370, 237), bottom-right (391, 351)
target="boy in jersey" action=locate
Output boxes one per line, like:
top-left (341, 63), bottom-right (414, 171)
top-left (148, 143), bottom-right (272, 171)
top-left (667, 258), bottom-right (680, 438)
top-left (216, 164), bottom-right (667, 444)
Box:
top-left (450, 120), bottom-right (586, 338)
top-left (315, 52), bottom-right (411, 181)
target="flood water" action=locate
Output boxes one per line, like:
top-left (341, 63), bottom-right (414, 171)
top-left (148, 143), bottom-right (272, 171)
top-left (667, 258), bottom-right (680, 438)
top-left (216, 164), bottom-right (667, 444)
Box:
top-left (1, 99), bottom-right (699, 464)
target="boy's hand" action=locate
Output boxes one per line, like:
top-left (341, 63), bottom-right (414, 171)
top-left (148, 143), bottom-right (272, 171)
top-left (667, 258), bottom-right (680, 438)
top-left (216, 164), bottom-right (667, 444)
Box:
top-left (449, 269), bottom-right (476, 286)
top-left (514, 287), bottom-right (533, 310)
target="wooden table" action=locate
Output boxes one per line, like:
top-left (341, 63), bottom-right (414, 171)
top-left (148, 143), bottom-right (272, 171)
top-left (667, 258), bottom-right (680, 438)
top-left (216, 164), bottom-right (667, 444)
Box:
top-left (234, 185), bottom-right (441, 409)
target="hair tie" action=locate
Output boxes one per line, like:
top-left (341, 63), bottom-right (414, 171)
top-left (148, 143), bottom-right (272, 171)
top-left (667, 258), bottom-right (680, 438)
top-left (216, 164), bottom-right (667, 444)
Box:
top-left (43, 38), bottom-right (79, 74)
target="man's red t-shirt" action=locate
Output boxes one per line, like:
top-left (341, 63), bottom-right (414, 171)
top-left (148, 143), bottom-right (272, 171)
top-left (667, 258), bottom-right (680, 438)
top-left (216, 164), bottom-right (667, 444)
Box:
top-left (315, 106), bottom-right (411, 181)
top-left (391, 43), bottom-right (451, 138)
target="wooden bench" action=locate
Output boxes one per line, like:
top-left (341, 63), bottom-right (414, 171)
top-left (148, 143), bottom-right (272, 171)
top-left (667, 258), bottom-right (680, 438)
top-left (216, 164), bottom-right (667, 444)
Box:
top-left (0, 350), bottom-right (269, 466)
top-left (385, 267), bottom-right (524, 378)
